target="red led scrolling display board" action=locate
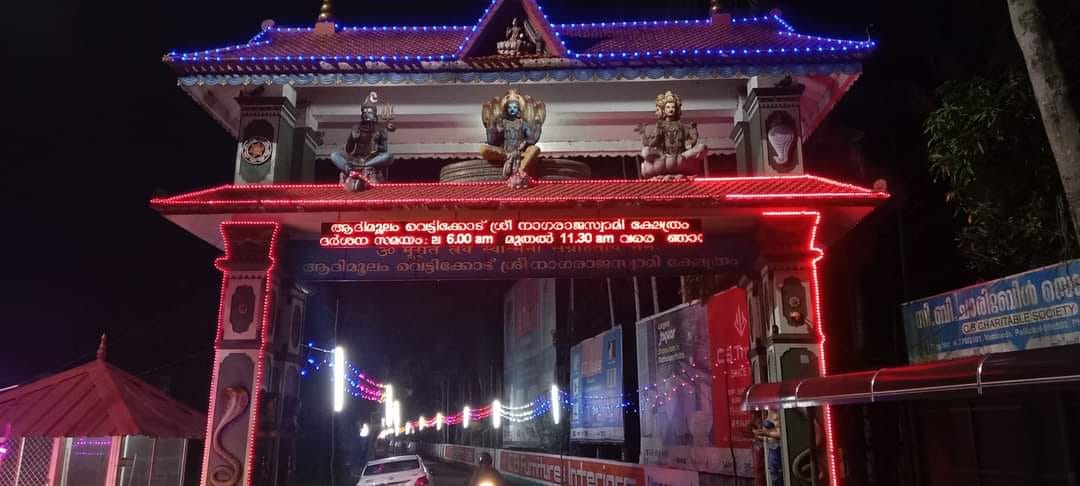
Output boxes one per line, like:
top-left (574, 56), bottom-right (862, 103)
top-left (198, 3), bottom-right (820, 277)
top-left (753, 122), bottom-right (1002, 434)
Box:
top-left (319, 218), bottom-right (705, 249)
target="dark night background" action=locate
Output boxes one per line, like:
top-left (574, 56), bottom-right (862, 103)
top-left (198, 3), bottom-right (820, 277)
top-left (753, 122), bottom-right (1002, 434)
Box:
top-left (1, 0), bottom-right (1076, 482)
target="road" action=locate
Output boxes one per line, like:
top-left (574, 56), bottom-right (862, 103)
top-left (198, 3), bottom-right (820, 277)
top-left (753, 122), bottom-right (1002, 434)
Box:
top-left (424, 459), bottom-right (474, 486)
top-left (357, 452), bottom-right (502, 486)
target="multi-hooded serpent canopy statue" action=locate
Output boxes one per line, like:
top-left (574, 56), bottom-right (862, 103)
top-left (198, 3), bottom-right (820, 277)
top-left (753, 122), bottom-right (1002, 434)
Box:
top-left (480, 89), bottom-right (547, 189)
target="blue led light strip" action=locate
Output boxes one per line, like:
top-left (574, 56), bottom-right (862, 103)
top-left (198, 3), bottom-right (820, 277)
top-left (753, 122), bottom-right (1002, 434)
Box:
top-left (167, 2), bottom-right (874, 64)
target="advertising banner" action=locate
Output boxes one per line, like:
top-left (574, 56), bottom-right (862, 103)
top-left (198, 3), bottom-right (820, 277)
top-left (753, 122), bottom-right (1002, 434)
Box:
top-left (570, 327), bottom-right (625, 442)
top-left (499, 450), bottom-right (565, 484)
top-left (497, 449), bottom-right (701, 486)
top-left (902, 259), bottom-right (1080, 363)
top-left (707, 288), bottom-right (755, 478)
top-left (503, 279), bottom-right (560, 450)
top-left (286, 236), bottom-right (753, 281)
top-left (636, 303), bottom-right (722, 473)
top-left (443, 445), bottom-right (476, 465)
top-left (636, 297), bottom-right (755, 476)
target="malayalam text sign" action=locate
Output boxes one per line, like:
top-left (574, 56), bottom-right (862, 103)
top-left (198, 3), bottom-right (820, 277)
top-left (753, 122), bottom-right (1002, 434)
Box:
top-left (287, 235), bottom-right (752, 281)
top-left (320, 218), bottom-right (705, 248)
top-left (902, 259), bottom-right (1080, 363)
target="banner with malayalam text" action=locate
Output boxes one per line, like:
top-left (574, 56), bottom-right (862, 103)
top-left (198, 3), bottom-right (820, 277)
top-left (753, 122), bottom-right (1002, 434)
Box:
top-left (902, 259), bottom-right (1080, 363)
top-left (285, 233), bottom-right (753, 281)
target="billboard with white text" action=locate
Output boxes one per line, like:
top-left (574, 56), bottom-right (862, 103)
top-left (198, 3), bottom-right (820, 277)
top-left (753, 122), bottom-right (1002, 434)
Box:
top-left (570, 326), bottom-right (625, 443)
top-left (902, 259), bottom-right (1080, 363)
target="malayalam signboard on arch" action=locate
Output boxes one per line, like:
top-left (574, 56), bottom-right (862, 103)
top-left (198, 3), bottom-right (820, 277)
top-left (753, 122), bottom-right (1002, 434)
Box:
top-left (287, 217), bottom-right (754, 280)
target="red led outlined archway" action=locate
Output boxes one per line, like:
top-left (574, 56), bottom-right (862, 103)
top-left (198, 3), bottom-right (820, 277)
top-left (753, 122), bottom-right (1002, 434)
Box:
top-left (150, 175), bottom-right (890, 213)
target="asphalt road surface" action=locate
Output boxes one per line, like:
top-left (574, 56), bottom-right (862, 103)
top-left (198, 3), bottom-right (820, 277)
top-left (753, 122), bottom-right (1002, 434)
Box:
top-left (423, 459), bottom-right (475, 486)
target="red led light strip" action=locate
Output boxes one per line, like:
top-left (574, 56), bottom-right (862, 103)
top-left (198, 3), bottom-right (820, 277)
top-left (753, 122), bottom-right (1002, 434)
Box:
top-left (198, 254), bottom-right (233, 485)
top-left (150, 175), bottom-right (889, 210)
top-left (202, 221), bottom-right (281, 486)
top-left (761, 210), bottom-right (838, 486)
top-left (154, 174), bottom-right (879, 195)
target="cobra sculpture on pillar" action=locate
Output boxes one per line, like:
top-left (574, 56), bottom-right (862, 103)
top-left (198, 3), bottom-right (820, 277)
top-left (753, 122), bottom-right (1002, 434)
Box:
top-left (210, 386), bottom-right (250, 486)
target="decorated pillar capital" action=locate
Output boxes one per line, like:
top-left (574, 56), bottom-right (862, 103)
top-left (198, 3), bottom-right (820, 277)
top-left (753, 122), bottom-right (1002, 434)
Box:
top-left (215, 222), bottom-right (281, 272)
top-left (233, 87), bottom-right (304, 184)
top-left (752, 212), bottom-right (822, 346)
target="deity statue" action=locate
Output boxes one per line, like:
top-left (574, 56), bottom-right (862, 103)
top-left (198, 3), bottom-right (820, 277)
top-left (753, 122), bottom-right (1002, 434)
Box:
top-left (636, 90), bottom-right (708, 179)
top-left (480, 89), bottom-right (546, 188)
top-left (497, 18), bottom-right (528, 55)
top-left (330, 92), bottom-right (395, 191)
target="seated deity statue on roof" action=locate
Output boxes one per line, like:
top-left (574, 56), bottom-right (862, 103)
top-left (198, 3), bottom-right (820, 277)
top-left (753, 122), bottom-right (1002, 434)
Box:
top-left (497, 18), bottom-right (528, 55)
top-left (480, 89), bottom-right (546, 188)
top-left (330, 91), bottom-right (395, 192)
top-left (636, 90), bottom-right (708, 179)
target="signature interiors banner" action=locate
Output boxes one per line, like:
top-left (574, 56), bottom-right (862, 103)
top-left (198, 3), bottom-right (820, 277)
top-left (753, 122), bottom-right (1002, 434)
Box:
top-left (902, 259), bottom-right (1080, 363)
top-left (570, 326), bottom-right (624, 443)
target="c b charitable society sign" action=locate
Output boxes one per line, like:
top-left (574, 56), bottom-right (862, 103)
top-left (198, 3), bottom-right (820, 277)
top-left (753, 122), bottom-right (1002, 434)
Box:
top-left (902, 259), bottom-right (1080, 363)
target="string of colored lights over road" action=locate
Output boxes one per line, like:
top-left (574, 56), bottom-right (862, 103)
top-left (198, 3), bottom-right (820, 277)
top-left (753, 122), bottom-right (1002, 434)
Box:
top-left (302, 344), bottom-right (567, 438)
top-left (302, 343), bottom-right (719, 440)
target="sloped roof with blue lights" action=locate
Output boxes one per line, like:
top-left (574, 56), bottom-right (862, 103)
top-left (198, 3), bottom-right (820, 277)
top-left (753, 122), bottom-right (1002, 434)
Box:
top-left (163, 0), bottom-right (874, 75)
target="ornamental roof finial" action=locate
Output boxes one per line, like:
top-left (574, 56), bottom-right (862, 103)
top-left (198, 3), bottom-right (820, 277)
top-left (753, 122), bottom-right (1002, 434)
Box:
top-left (314, 0), bottom-right (335, 34)
top-left (317, 0), bottom-right (334, 23)
top-left (96, 334), bottom-right (107, 361)
top-left (710, 0), bottom-right (731, 23)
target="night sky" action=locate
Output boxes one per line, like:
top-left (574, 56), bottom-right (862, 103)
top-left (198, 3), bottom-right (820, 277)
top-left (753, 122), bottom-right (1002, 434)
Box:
top-left (0, 0), bottom-right (1041, 421)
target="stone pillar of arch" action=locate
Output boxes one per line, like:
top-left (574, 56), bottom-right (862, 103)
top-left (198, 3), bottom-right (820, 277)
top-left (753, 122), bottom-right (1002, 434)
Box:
top-left (201, 222), bottom-right (305, 486)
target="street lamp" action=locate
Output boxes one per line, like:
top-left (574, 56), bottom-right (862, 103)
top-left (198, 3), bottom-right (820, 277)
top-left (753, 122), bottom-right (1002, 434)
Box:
top-left (392, 400), bottom-right (402, 435)
top-left (383, 384), bottom-right (394, 424)
top-left (551, 384), bottom-right (560, 425)
top-left (332, 347), bottom-right (346, 412)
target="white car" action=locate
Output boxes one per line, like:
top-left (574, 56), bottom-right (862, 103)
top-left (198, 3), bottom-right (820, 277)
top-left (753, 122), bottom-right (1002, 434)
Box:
top-left (357, 455), bottom-right (433, 486)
